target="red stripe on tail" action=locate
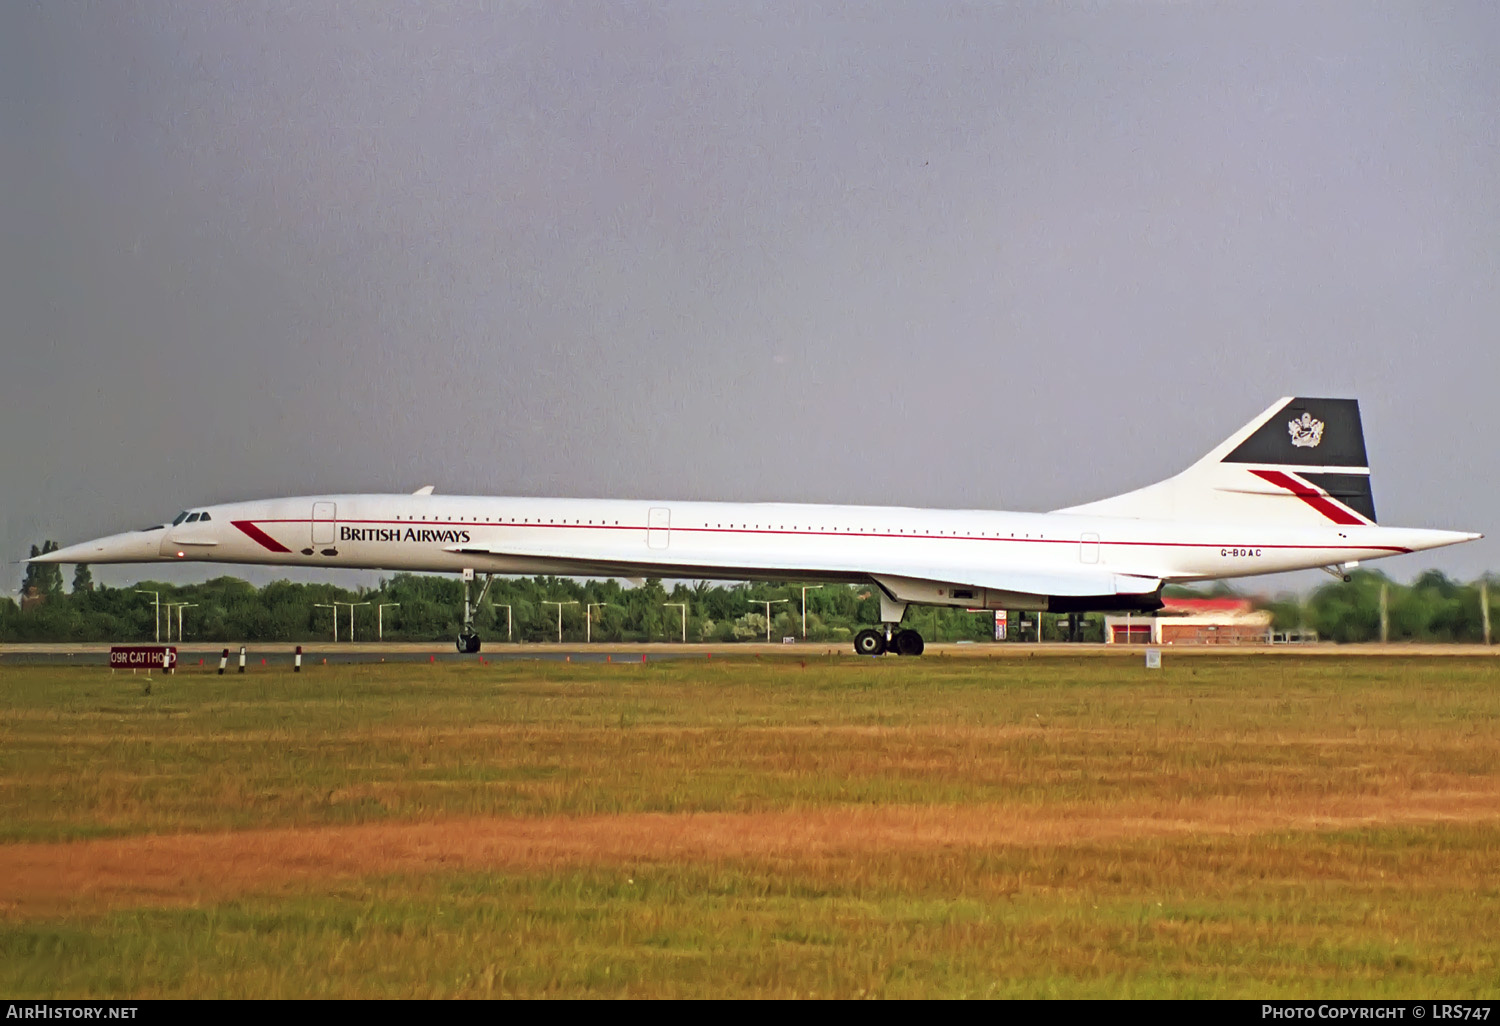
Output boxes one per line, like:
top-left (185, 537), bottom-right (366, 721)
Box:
top-left (232, 520), bottom-right (293, 552)
top-left (1249, 470), bottom-right (1366, 526)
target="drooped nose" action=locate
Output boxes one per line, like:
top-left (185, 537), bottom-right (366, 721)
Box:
top-left (29, 528), bottom-right (170, 565)
top-left (160, 516), bottom-right (222, 559)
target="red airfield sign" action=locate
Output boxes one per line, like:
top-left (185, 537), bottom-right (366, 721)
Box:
top-left (110, 646), bottom-right (177, 670)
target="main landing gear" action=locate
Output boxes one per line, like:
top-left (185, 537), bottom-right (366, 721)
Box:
top-left (853, 627), bottom-right (925, 656)
top-left (852, 593), bottom-right (924, 656)
top-left (456, 569), bottom-right (494, 654)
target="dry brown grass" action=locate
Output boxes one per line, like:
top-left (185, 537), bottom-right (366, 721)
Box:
top-left (5, 657), bottom-right (1500, 997)
top-left (5, 787), bottom-right (1499, 918)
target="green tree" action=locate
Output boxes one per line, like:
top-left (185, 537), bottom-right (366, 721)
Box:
top-left (19, 545), bottom-right (40, 600)
top-left (38, 542), bottom-right (65, 599)
top-left (1306, 571), bottom-right (1385, 643)
top-left (1262, 597), bottom-right (1306, 632)
top-left (72, 564), bottom-right (93, 594)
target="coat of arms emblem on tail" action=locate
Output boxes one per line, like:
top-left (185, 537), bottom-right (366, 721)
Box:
top-left (1288, 412), bottom-right (1324, 448)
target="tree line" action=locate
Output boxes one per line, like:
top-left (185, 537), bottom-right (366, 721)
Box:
top-left (1258, 568), bottom-right (1495, 644)
top-left (5, 543), bottom-right (1495, 644)
top-left (7, 554), bottom-right (1002, 644)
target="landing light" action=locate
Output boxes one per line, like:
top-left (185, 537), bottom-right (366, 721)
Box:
top-left (176, 551), bottom-right (185, 558)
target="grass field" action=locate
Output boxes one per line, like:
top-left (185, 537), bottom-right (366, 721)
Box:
top-left (2, 655), bottom-right (1498, 997)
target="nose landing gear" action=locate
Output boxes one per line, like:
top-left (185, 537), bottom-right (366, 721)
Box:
top-left (454, 569), bottom-right (494, 654)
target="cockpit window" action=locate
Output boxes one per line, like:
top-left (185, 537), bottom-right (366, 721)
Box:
top-left (186, 513), bottom-right (201, 523)
top-left (199, 512), bottom-right (211, 522)
top-left (171, 511), bottom-right (190, 526)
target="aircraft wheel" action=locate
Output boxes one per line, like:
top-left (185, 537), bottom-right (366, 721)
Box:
top-left (466, 635), bottom-right (482, 654)
top-left (894, 629), bottom-right (925, 657)
top-left (853, 629), bottom-right (887, 656)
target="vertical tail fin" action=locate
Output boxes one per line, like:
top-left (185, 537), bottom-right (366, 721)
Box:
top-left (1057, 397), bottom-right (1377, 525)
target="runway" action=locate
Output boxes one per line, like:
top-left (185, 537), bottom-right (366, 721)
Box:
top-left (1, 640), bottom-right (1496, 665)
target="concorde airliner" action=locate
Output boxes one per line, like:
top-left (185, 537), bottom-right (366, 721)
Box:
top-left (31, 398), bottom-right (1481, 655)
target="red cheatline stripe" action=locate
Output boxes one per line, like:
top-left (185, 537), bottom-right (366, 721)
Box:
top-left (232, 520), bottom-right (292, 553)
top-left (1249, 470), bottom-right (1365, 526)
top-left (240, 516), bottom-right (1407, 552)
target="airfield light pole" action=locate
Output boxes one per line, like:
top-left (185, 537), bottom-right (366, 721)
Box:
top-left (314, 603), bottom-right (338, 642)
top-left (542, 601), bottom-right (578, 644)
top-left (164, 603), bottom-right (197, 642)
top-left (375, 600), bottom-right (399, 642)
top-left (161, 602), bottom-right (182, 641)
top-left (333, 601), bottom-right (371, 642)
top-left (664, 603), bottom-right (687, 643)
top-left (752, 599), bottom-right (790, 643)
top-left (493, 604), bottom-right (512, 643)
top-left (135, 590), bottom-right (160, 643)
top-left (800, 585), bottom-right (823, 639)
top-left (587, 603), bottom-right (606, 643)
top-left (377, 603), bottom-right (400, 641)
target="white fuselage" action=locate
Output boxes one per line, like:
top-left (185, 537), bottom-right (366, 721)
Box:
top-left (35, 398), bottom-right (1480, 627)
top-left (55, 492), bottom-right (1472, 611)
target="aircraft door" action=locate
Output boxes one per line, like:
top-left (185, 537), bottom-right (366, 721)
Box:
top-left (647, 507), bottom-right (670, 550)
top-left (312, 502), bottom-right (337, 546)
top-left (1079, 532), bottom-right (1100, 564)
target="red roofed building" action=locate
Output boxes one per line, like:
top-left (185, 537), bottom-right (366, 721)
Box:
top-left (1104, 596), bottom-right (1272, 645)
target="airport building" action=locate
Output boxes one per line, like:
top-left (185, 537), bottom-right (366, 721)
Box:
top-left (1103, 596), bottom-right (1273, 646)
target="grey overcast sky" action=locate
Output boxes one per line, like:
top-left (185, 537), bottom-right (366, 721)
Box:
top-left (2, 1), bottom-right (1497, 596)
